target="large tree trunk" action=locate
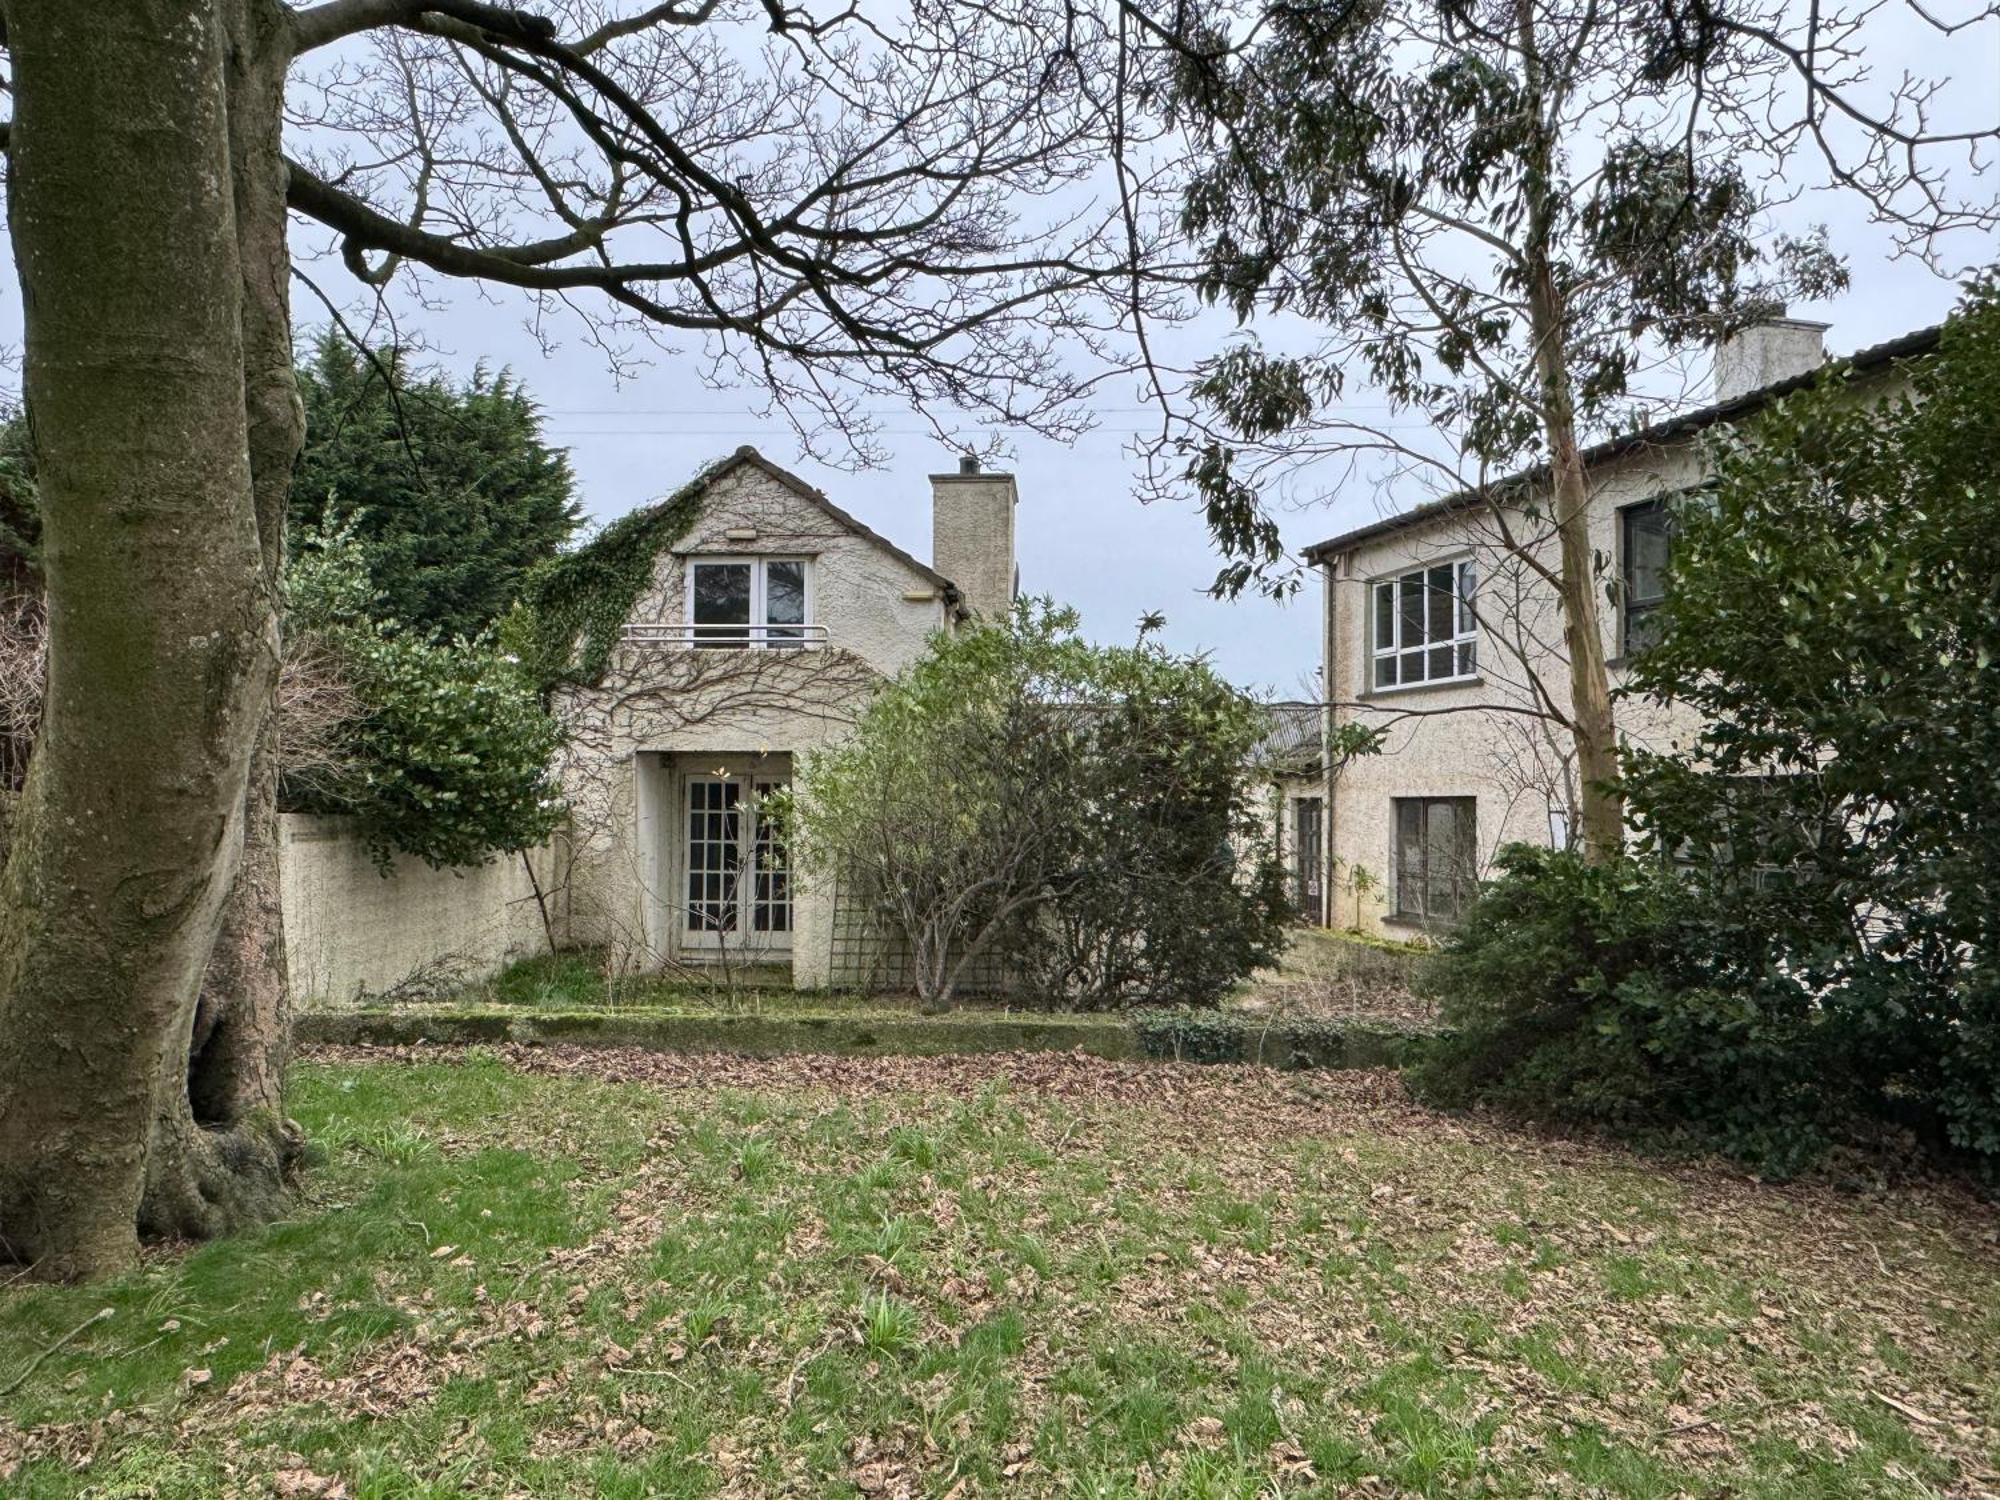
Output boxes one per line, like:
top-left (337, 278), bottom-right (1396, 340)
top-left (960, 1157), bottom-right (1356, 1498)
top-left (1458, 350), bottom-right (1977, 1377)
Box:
top-left (143, 0), bottom-right (307, 1240)
top-left (1525, 293), bottom-right (1624, 862)
top-left (1515, 0), bottom-right (1624, 865)
top-left (0, 0), bottom-right (302, 1279)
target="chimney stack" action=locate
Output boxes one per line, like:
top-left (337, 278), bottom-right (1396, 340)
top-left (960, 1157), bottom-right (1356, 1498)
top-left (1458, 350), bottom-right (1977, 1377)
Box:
top-left (1713, 316), bottom-right (1829, 404)
top-left (930, 458), bottom-right (1017, 619)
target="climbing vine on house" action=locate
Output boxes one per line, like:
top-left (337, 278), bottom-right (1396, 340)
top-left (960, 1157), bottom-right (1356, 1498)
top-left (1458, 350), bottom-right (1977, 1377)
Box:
top-left (501, 461), bottom-right (718, 692)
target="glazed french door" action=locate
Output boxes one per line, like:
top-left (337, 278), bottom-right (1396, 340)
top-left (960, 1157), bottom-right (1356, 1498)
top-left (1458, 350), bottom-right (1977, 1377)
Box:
top-left (682, 773), bottom-right (792, 951)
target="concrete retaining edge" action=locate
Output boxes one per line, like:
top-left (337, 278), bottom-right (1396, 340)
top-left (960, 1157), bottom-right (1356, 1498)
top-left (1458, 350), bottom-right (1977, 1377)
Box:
top-left (296, 1007), bottom-right (1435, 1071)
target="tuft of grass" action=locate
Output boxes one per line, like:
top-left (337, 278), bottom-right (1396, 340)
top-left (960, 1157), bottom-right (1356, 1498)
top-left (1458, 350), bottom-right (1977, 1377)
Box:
top-left (857, 1291), bottom-right (921, 1356)
top-left (732, 1135), bottom-right (780, 1185)
top-left (886, 1124), bottom-right (941, 1171)
top-left (358, 1121), bottom-right (438, 1166)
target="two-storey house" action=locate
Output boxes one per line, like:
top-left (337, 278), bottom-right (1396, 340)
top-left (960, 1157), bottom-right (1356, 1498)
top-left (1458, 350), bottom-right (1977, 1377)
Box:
top-left (553, 446), bottom-right (1017, 987)
top-left (1297, 318), bottom-right (1939, 937)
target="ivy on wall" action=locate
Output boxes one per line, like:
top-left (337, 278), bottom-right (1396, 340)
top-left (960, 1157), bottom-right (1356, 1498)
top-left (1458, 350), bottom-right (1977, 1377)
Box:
top-left (501, 459), bottom-right (720, 691)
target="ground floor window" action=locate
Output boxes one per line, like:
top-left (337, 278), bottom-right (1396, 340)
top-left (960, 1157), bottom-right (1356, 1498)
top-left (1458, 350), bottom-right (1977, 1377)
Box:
top-left (1393, 796), bottom-right (1478, 923)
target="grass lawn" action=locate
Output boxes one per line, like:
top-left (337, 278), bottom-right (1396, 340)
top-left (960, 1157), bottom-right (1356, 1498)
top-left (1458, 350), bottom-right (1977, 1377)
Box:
top-left (2, 1047), bottom-right (1995, 1498)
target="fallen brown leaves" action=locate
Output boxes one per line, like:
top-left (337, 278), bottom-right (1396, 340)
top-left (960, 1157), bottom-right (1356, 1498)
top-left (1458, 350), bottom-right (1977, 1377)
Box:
top-left (8, 1039), bottom-right (1995, 1497)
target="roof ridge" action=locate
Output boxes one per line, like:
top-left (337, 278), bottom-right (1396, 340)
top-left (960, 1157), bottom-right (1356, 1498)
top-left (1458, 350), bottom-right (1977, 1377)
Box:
top-left (666, 445), bottom-right (960, 601)
top-left (1301, 322), bottom-right (1943, 562)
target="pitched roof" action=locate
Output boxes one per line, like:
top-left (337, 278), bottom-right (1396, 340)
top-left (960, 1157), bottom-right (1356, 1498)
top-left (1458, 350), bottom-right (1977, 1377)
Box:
top-left (1301, 323), bottom-right (1943, 562)
top-left (1251, 701), bottom-right (1323, 775)
top-left (677, 445), bottom-right (960, 600)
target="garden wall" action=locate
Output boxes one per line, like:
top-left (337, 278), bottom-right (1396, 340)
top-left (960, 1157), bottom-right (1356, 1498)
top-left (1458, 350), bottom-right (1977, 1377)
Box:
top-left (280, 813), bottom-right (560, 1006)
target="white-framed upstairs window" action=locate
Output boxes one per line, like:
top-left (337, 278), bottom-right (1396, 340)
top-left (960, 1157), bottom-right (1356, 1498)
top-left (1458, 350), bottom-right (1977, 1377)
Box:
top-left (685, 557), bottom-right (810, 648)
top-left (1370, 558), bottom-right (1477, 690)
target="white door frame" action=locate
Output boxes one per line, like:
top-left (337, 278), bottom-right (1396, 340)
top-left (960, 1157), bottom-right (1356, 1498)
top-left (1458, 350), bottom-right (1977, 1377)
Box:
top-left (671, 756), bottom-right (793, 959)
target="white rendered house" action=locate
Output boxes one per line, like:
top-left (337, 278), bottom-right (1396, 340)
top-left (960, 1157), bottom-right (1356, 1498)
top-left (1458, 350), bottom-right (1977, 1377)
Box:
top-left (552, 446), bottom-right (1018, 987)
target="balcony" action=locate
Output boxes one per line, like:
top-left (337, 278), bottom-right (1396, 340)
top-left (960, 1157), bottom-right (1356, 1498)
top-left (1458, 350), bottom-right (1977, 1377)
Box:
top-left (619, 623), bottom-right (830, 650)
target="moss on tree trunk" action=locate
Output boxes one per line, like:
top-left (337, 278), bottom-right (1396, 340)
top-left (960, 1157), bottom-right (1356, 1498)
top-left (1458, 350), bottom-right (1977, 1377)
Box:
top-left (0, 0), bottom-right (305, 1278)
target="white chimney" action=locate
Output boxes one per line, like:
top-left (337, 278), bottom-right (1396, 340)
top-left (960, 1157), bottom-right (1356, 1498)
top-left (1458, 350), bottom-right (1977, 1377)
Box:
top-left (930, 455), bottom-right (1017, 619)
top-left (1712, 317), bottom-right (1829, 404)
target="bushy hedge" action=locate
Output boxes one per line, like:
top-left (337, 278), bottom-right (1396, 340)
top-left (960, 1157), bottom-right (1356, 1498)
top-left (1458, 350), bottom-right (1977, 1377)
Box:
top-left (1406, 846), bottom-right (1858, 1175)
top-left (1412, 286), bottom-right (2000, 1176)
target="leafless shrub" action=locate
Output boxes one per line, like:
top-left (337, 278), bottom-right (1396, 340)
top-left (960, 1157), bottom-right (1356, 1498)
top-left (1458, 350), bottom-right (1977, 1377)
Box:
top-left (360, 952), bottom-right (479, 1007)
top-left (276, 630), bottom-right (367, 803)
top-left (0, 599), bottom-right (367, 799)
top-left (0, 593), bottom-right (44, 794)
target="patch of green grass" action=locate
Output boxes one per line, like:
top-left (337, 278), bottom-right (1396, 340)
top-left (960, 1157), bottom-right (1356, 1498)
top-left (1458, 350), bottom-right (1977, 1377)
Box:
top-left (3, 1052), bottom-right (1995, 1499)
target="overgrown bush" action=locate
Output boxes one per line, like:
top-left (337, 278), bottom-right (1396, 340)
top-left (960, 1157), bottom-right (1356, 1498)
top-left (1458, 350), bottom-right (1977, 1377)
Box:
top-left (285, 522), bottom-right (564, 870)
top-left (1622, 277), bottom-right (2000, 1163)
top-left (1407, 846), bottom-right (1853, 1175)
top-left (1415, 284), bottom-right (2000, 1175)
top-left (783, 601), bottom-right (1288, 1009)
top-left (1014, 637), bottom-right (1291, 1010)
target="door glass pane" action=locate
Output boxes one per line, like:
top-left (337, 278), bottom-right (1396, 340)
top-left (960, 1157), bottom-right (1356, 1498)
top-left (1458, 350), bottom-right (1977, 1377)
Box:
top-left (1294, 798), bottom-right (1324, 918)
top-left (692, 563), bottom-right (751, 647)
top-left (1454, 798), bottom-right (1478, 912)
top-left (751, 782), bottom-right (792, 933)
top-left (1395, 800), bottom-right (1423, 916)
top-left (1424, 801), bottom-right (1459, 916)
top-left (686, 779), bottom-right (741, 931)
top-left (764, 560), bottom-right (805, 647)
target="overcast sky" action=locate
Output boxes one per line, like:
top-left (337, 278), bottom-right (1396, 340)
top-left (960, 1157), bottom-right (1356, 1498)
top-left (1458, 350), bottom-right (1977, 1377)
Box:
top-left (2, 8), bottom-right (1993, 695)
top-left (501, 240), bottom-right (1973, 696)
top-left (392, 213), bottom-right (1983, 697)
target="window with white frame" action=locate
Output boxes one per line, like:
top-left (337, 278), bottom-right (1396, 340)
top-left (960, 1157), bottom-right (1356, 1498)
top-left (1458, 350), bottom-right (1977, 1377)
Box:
top-left (1370, 559), bottom-right (1477, 689)
top-left (686, 557), bottom-right (809, 648)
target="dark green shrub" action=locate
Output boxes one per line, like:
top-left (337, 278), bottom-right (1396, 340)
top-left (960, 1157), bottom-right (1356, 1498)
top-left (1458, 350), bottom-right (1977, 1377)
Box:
top-left (1131, 1009), bottom-right (1424, 1070)
top-left (1407, 845), bottom-right (1845, 1174)
top-left (285, 523), bottom-right (563, 870)
top-left (1613, 280), bottom-right (2000, 1169)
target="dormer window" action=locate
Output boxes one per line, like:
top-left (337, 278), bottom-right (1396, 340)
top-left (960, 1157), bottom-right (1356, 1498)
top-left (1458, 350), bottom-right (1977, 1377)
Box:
top-left (1370, 558), bottom-right (1477, 690)
top-left (688, 557), bottom-right (809, 648)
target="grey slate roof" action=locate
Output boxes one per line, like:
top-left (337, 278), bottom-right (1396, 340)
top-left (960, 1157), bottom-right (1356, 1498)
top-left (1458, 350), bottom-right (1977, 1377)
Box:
top-left (1251, 701), bottom-right (1323, 776)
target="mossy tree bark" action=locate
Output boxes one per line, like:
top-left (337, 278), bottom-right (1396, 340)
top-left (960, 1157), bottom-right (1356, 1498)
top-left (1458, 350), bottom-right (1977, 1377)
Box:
top-left (0, 0), bottom-right (304, 1278)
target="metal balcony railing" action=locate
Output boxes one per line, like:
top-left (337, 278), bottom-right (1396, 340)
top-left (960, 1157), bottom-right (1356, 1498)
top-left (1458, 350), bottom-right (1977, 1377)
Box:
top-left (619, 622), bottom-right (829, 650)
